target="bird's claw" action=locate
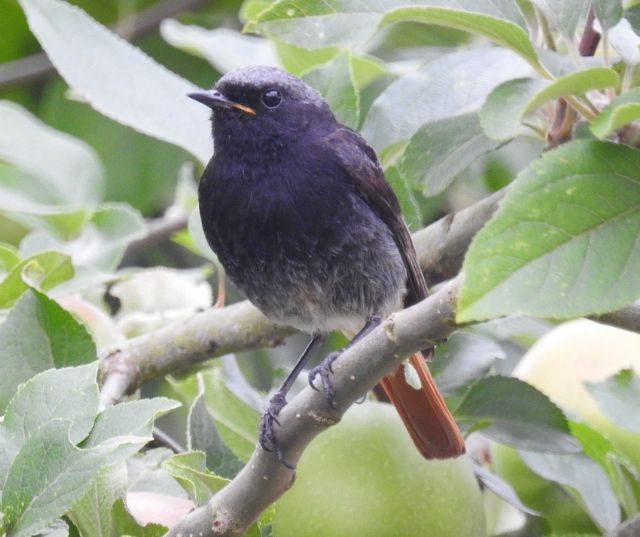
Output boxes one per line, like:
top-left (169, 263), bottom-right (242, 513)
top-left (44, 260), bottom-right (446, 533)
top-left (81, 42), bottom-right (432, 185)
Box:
top-left (308, 351), bottom-right (340, 409)
top-left (259, 391), bottom-right (295, 469)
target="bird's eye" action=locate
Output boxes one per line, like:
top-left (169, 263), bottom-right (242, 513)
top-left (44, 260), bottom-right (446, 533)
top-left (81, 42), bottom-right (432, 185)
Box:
top-left (262, 89), bottom-right (282, 109)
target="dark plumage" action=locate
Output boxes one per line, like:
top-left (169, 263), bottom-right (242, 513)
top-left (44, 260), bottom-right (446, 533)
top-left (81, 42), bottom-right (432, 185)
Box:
top-left (190, 66), bottom-right (464, 463)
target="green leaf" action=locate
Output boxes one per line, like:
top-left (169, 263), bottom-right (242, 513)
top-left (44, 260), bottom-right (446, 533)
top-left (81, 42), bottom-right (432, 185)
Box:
top-left (169, 369), bottom-right (260, 461)
top-left (362, 47), bottom-right (532, 151)
top-left (384, 166), bottom-right (423, 231)
top-left (590, 87), bottom-right (640, 139)
top-left (0, 243), bottom-right (20, 272)
top-left (399, 113), bottom-right (502, 195)
top-left (110, 498), bottom-right (167, 537)
top-left (593, 0), bottom-right (623, 31)
top-left (245, 0), bottom-right (525, 48)
top-left (481, 68), bottom-right (619, 140)
top-left (431, 332), bottom-right (505, 394)
top-left (162, 452), bottom-right (228, 506)
top-left (82, 398), bottom-right (181, 448)
top-left (570, 421), bottom-right (640, 516)
top-left (458, 140), bottom-right (640, 322)
top-left (302, 49), bottom-right (360, 129)
top-left (607, 19), bottom-right (640, 65)
top-left (2, 421), bottom-right (136, 537)
top-left (0, 101), bottom-right (103, 208)
top-left (18, 0), bottom-right (211, 164)
top-left (520, 449), bottom-right (621, 531)
top-left (380, 7), bottom-right (540, 70)
top-left (0, 289), bottom-right (96, 412)
top-left (66, 463), bottom-right (127, 537)
top-left (160, 21), bottom-right (280, 73)
top-left (585, 369), bottom-right (640, 432)
top-left (454, 376), bottom-right (580, 452)
top-left (21, 204), bottom-right (145, 272)
top-left (530, 0), bottom-right (589, 38)
top-left (187, 380), bottom-right (243, 479)
top-left (126, 448), bottom-right (188, 499)
top-left (0, 251), bottom-right (73, 307)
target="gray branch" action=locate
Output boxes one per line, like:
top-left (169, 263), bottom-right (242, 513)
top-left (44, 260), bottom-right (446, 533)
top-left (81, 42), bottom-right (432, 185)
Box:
top-left (98, 188), bottom-right (506, 407)
top-left (164, 278), bottom-right (461, 537)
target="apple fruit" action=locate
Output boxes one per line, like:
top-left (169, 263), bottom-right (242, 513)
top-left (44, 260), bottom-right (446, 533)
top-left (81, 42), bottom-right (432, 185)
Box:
top-left (272, 401), bottom-right (486, 537)
top-left (492, 319), bottom-right (640, 532)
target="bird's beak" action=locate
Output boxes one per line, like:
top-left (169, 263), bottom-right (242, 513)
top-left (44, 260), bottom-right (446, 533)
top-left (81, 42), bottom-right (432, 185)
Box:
top-left (187, 89), bottom-right (256, 115)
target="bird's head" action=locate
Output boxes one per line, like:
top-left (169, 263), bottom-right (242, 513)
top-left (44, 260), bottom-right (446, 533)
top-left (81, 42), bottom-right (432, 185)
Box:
top-left (189, 66), bottom-right (335, 148)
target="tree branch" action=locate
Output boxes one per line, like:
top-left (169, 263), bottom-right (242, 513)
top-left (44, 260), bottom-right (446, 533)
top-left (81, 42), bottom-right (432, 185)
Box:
top-left (98, 188), bottom-right (506, 406)
top-left (0, 0), bottom-right (209, 89)
top-left (164, 278), bottom-right (461, 537)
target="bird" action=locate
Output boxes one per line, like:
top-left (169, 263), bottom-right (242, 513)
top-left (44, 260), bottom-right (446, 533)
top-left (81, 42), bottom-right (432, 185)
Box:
top-left (188, 65), bottom-right (465, 465)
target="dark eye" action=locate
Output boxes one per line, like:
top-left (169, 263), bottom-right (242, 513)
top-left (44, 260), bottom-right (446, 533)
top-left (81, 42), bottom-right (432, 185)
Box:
top-left (262, 89), bottom-right (282, 108)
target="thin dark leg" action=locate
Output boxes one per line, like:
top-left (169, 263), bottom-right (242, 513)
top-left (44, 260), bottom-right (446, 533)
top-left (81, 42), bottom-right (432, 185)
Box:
top-left (308, 315), bottom-right (382, 406)
top-left (259, 333), bottom-right (325, 467)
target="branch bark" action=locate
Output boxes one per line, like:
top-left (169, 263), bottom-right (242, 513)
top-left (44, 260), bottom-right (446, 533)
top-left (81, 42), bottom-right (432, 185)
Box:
top-left (164, 278), bottom-right (461, 537)
top-left (99, 187), bottom-right (506, 407)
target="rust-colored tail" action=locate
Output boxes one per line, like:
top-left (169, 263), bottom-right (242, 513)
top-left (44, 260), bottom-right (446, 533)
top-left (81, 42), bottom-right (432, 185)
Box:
top-left (380, 351), bottom-right (465, 459)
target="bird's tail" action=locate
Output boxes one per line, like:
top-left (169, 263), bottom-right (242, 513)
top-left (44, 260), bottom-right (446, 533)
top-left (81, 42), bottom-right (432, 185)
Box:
top-left (379, 351), bottom-right (465, 459)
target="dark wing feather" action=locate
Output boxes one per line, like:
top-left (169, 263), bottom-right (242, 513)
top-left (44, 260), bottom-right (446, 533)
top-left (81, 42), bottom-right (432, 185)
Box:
top-left (322, 127), bottom-right (428, 306)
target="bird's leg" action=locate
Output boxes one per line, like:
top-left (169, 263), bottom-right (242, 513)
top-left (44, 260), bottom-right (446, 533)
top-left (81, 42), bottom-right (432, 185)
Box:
top-left (259, 333), bottom-right (325, 467)
top-left (309, 315), bottom-right (382, 408)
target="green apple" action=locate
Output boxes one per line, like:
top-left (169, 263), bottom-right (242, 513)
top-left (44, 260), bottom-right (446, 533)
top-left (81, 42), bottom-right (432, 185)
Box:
top-left (492, 319), bottom-right (640, 532)
top-left (272, 401), bottom-right (486, 537)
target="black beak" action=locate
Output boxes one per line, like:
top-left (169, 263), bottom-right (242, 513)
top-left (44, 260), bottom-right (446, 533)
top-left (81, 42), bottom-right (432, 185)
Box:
top-left (188, 89), bottom-right (256, 115)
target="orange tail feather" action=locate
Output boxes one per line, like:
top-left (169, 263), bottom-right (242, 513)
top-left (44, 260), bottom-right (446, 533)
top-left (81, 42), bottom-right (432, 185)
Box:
top-left (380, 351), bottom-right (465, 459)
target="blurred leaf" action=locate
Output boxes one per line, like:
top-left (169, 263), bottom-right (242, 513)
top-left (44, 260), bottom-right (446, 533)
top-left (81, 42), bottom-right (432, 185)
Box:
top-left (607, 19), bottom-right (640, 65)
top-left (590, 87), bottom-right (640, 139)
top-left (398, 112), bottom-right (501, 196)
top-left (126, 448), bottom-right (187, 498)
top-left (187, 207), bottom-right (217, 262)
top-left (20, 204), bottom-right (145, 273)
top-left (187, 378), bottom-right (243, 479)
top-left (593, 0), bottom-right (623, 31)
top-left (432, 332), bottom-right (505, 394)
top-left (0, 289), bottom-right (96, 412)
top-left (82, 398), bottom-right (181, 449)
top-left (530, 0), bottom-right (589, 38)
top-left (473, 463), bottom-right (539, 515)
top-left (454, 376), bottom-right (580, 452)
top-left (0, 250), bottom-right (73, 307)
top-left (111, 498), bottom-right (167, 537)
top-left (169, 368), bottom-right (260, 461)
top-left (0, 100), bottom-right (103, 207)
top-left (66, 463), bottom-right (127, 537)
top-left (0, 242), bottom-right (20, 271)
top-left (2, 420), bottom-right (144, 537)
top-left (362, 47), bottom-right (532, 151)
top-left (245, 0), bottom-right (525, 48)
top-left (162, 451), bottom-right (228, 506)
top-left (481, 68), bottom-right (618, 140)
top-left (520, 449), bottom-right (621, 531)
top-left (385, 166), bottom-right (422, 231)
top-left (458, 140), bottom-right (640, 322)
top-left (380, 7), bottom-right (540, 69)
top-left (18, 0), bottom-right (211, 163)
top-left (585, 369), bottom-right (640, 432)
top-left (275, 41), bottom-right (338, 75)
top-left (570, 421), bottom-right (640, 516)
top-left (302, 49), bottom-right (360, 129)
top-left (161, 21), bottom-right (280, 73)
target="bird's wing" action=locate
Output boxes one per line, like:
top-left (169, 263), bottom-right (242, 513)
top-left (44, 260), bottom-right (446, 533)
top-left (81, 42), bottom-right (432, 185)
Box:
top-left (322, 126), bottom-right (428, 306)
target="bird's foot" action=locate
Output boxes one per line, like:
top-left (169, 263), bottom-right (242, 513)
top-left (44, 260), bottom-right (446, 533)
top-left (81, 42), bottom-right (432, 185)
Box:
top-left (308, 351), bottom-right (341, 409)
top-left (259, 391), bottom-right (295, 469)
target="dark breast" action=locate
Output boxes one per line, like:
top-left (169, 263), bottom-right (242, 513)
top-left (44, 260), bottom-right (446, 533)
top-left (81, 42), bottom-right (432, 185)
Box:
top-left (198, 148), bottom-right (406, 334)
